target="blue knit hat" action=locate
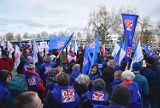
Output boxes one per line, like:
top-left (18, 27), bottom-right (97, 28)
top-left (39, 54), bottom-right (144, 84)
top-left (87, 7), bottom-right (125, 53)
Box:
top-left (132, 62), bottom-right (142, 71)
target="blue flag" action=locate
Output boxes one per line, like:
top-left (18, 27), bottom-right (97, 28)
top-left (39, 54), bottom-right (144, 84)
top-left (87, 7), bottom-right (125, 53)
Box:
top-left (122, 14), bottom-right (138, 61)
top-left (49, 33), bottom-right (74, 50)
top-left (89, 36), bottom-right (100, 53)
top-left (82, 47), bottom-right (91, 74)
top-left (144, 43), bottom-right (149, 56)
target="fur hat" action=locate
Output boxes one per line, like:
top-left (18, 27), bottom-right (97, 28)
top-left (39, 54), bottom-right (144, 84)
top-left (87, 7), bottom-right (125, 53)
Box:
top-left (121, 70), bottom-right (135, 81)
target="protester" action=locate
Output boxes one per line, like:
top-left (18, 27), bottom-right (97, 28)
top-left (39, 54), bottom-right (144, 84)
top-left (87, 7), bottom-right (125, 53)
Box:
top-left (65, 51), bottom-right (78, 64)
top-left (142, 56), bottom-right (159, 108)
top-left (39, 55), bottom-right (57, 86)
top-left (25, 64), bottom-right (46, 100)
top-left (5, 72), bottom-right (28, 108)
top-left (89, 64), bottom-right (101, 81)
top-left (132, 62), bottom-right (149, 108)
top-left (23, 56), bottom-right (34, 74)
top-left (87, 78), bottom-right (109, 107)
top-left (59, 50), bottom-right (66, 71)
top-left (121, 70), bottom-right (142, 108)
top-left (14, 91), bottom-right (43, 108)
top-left (44, 72), bottom-right (80, 108)
top-left (110, 85), bottom-right (130, 108)
top-left (102, 60), bottom-right (115, 92)
top-left (0, 50), bottom-right (14, 72)
top-left (110, 71), bottom-right (122, 91)
top-left (73, 74), bottom-right (90, 107)
top-left (69, 64), bottom-right (81, 85)
top-left (0, 70), bottom-right (12, 108)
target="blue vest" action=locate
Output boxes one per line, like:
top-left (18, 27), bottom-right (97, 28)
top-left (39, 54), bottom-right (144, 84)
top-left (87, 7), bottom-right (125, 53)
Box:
top-left (94, 105), bottom-right (125, 108)
top-left (87, 88), bottom-right (109, 106)
top-left (25, 70), bottom-right (40, 90)
top-left (52, 84), bottom-right (80, 108)
top-left (128, 82), bottom-right (142, 108)
top-left (39, 62), bottom-right (56, 83)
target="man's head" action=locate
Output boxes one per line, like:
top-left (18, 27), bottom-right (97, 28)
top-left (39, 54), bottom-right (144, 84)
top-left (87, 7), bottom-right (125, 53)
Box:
top-left (56, 72), bottom-right (69, 86)
top-left (27, 56), bottom-right (33, 62)
top-left (108, 60), bottom-right (115, 69)
top-left (14, 91), bottom-right (43, 108)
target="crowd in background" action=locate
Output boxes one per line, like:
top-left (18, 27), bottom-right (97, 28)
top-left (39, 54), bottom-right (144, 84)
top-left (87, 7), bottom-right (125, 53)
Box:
top-left (0, 43), bottom-right (160, 108)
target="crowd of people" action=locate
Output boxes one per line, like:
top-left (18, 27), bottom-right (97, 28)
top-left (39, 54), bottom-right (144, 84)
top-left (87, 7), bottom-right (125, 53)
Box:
top-left (0, 43), bottom-right (160, 108)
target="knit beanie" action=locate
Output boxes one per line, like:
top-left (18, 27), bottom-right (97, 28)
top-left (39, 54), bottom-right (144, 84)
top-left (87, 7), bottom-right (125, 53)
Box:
top-left (132, 62), bottom-right (142, 71)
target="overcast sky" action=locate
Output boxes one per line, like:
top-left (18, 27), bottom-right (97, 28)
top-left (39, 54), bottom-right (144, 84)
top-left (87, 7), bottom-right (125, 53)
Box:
top-left (0, 0), bottom-right (159, 35)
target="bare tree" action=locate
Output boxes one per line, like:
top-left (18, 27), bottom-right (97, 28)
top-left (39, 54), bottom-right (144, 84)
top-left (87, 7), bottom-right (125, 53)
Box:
top-left (5, 32), bottom-right (14, 41)
top-left (23, 32), bottom-right (29, 39)
top-left (41, 31), bottom-right (48, 38)
top-left (16, 34), bottom-right (22, 41)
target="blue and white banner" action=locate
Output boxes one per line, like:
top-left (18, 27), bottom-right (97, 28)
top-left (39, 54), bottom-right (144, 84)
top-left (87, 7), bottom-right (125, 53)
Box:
top-left (122, 14), bottom-right (139, 61)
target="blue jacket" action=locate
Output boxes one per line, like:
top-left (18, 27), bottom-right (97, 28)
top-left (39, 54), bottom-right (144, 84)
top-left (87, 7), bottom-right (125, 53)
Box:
top-left (89, 72), bottom-right (101, 81)
top-left (39, 62), bottom-right (57, 85)
top-left (51, 84), bottom-right (80, 108)
top-left (0, 81), bottom-right (8, 99)
top-left (122, 82), bottom-right (142, 108)
top-left (94, 105), bottom-right (125, 108)
top-left (69, 70), bottom-right (81, 84)
top-left (87, 88), bottom-right (109, 106)
top-left (110, 79), bottom-right (122, 91)
top-left (23, 61), bottom-right (34, 75)
top-left (133, 73), bottom-right (149, 96)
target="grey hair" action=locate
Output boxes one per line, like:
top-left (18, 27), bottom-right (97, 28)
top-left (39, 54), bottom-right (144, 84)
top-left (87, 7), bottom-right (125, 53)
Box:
top-left (76, 74), bottom-right (90, 85)
top-left (73, 64), bottom-right (80, 72)
top-left (93, 78), bottom-right (106, 90)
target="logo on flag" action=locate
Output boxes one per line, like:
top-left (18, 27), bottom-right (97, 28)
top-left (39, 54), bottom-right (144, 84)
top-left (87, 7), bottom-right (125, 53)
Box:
top-left (90, 42), bottom-right (95, 48)
top-left (127, 47), bottom-right (132, 56)
top-left (28, 77), bottom-right (36, 86)
top-left (92, 92), bottom-right (104, 101)
top-left (83, 58), bottom-right (88, 66)
top-left (125, 20), bottom-right (133, 31)
top-left (57, 41), bottom-right (65, 46)
top-left (61, 89), bottom-right (75, 103)
top-left (15, 53), bottom-right (20, 60)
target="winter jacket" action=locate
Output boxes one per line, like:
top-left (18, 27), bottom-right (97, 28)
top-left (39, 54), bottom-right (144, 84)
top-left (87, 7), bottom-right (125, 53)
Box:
top-left (133, 73), bottom-right (149, 96)
top-left (0, 58), bottom-right (14, 72)
top-left (110, 79), bottom-right (122, 91)
top-left (0, 81), bottom-right (8, 107)
top-left (25, 70), bottom-right (46, 94)
top-left (44, 84), bottom-right (80, 108)
top-left (89, 72), bottom-right (101, 81)
top-left (5, 75), bottom-right (28, 108)
top-left (69, 70), bottom-right (81, 85)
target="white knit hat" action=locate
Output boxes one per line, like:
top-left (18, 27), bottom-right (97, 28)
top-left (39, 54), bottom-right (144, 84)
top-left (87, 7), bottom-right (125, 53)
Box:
top-left (121, 70), bottom-right (135, 81)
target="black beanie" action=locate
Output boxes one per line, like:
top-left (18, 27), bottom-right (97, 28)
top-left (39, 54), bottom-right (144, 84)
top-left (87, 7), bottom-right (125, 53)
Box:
top-left (0, 70), bottom-right (12, 82)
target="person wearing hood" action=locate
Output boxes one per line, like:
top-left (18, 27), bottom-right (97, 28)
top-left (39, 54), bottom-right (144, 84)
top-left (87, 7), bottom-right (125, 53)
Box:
top-left (44, 72), bottom-right (80, 108)
top-left (0, 70), bottom-right (12, 108)
top-left (121, 70), bottom-right (142, 108)
top-left (39, 55), bottom-right (57, 87)
top-left (0, 50), bottom-right (14, 72)
top-left (87, 78), bottom-right (109, 107)
top-left (69, 64), bottom-right (81, 85)
top-left (5, 71), bottom-right (28, 108)
top-left (25, 64), bottom-right (46, 100)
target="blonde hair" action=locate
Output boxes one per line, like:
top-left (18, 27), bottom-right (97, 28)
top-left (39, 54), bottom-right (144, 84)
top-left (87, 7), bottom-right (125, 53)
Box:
top-left (27, 64), bottom-right (35, 71)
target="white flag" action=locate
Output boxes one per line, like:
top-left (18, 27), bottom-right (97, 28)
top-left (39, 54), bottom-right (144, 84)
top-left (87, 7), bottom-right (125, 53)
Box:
top-left (8, 41), bottom-right (14, 58)
top-left (14, 45), bottom-right (21, 69)
top-left (119, 48), bottom-right (126, 65)
top-left (33, 41), bottom-right (38, 64)
top-left (112, 43), bottom-right (120, 58)
top-left (130, 40), bottom-right (144, 70)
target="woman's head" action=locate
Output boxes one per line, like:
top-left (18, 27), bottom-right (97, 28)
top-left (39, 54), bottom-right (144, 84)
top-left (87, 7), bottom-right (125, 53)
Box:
top-left (27, 64), bottom-right (36, 71)
top-left (0, 70), bottom-right (12, 83)
top-left (91, 64), bottom-right (99, 74)
top-left (76, 74), bottom-right (90, 88)
top-left (121, 70), bottom-right (135, 81)
top-left (56, 73), bottom-right (69, 86)
top-left (114, 71), bottom-right (122, 80)
top-left (92, 78), bottom-right (105, 90)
